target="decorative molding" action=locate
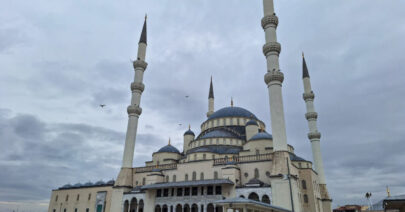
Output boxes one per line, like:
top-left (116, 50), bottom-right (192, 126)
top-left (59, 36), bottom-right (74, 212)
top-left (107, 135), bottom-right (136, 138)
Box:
top-left (133, 60), bottom-right (148, 70)
top-left (131, 82), bottom-right (145, 93)
top-left (127, 105), bottom-right (142, 115)
top-left (305, 112), bottom-right (318, 120)
top-left (308, 132), bottom-right (321, 140)
top-left (262, 42), bottom-right (281, 56)
top-left (261, 14), bottom-right (279, 29)
top-left (303, 92), bottom-right (315, 101)
top-left (264, 70), bottom-right (284, 84)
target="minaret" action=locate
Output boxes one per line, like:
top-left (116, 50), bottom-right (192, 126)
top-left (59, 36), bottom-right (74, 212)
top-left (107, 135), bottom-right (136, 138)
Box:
top-left (206, 76), bottom-right (214, 117)
top-left (302, 54), bottom-right (332, 211)
top-left (110, 16), bottom-right (148, 212)
top-left (261, 1), bottom-right (301, 211)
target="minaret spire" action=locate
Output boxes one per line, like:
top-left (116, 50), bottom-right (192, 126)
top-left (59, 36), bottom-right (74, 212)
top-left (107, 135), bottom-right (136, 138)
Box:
top-left (261, 1), bottom-right (301, 211)
top-left (302, 54), bottom-right (332, 210)
top-left (121, 16), bottom-right (148, 169)
top-left (206, 76), bottom-right (215, 117)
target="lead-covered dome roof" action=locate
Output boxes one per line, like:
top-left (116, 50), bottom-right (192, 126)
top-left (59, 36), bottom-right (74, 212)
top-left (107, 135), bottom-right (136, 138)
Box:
top-left (200, 129), bottom-right (238, 139)
top-left (157, 145), bottom-right (180, 154)
top-left (248, 132), bottom-right (273, 141)
top-left (184, 129), bottom-right (195, 136)
top-left (207, 106), bottom-right (258, 120)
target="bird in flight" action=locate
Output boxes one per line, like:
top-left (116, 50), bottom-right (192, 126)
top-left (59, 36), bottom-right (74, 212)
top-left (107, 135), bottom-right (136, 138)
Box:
top-left (100, 104), bottom-right (106, 108)
top-left (185, 95), bottom-right (189, 98)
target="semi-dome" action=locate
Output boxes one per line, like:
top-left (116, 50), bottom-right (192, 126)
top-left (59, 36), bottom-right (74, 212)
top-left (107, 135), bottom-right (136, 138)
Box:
top-left (95, 180), bottom-right (105, 185)
top-left (157, 144), bottom-right (180, 154)
top-left (248, 132), bottom-right (273, 141)
top-left (61, 184), bottom-right (72, 188)
top-left (83, 182), bottom-right (93, 186)
top-left (72, 183), bottom-right (82, 187)
top-left (184, 129), bottom-right (195, 136)
top-left (200, 129), bottom-right (238, 139)
top-left (207, 106), bottom-right (258, 120)
top-left (246, 119), bottom-right (258, 126)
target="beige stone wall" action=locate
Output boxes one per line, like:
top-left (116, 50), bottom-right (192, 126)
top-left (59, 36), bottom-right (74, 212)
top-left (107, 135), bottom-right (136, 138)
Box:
top-left (48, 186), bottom-right (113, 212)
top-left (151, 152), bottom-right (181, 165)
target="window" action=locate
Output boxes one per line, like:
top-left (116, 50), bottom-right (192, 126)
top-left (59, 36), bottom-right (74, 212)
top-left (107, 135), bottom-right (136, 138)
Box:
top-left (207, 186), bottom-right (213, 195)
top-left (201, 187), bottom-right (204, 195)
top-left (184, 187), bottom-right (190, 196)
top-left (192, 187), bottom-right (198, 196)
top-left (192, 171), bottom-right (197, 180)
top-left (212, 155), bottom-right (215, 159)
top-left (157, 189), bottom-right (162, 197)
top-left (75, 208), bottom-right (78, 212)
top-left (88, 193), bottom-right (91, 200)
top-left (254, 168), bottom-right (260, 179)
top-left (55, 195), bottom-right (58, 202)
top-left (163, 189), bottom-right (169, 197)
top-left (203, 154), bottom-right (206, 160)
top-left (266, 171), bottom-right (271, 178)
top-left (177, 188), bottom-right (183, 196)
top-left (304, 194), bottom-right (309, 203)
top-left (200, 172), bottom-right (204, 180)
top-left (166, 175), bottom-right (169, 182)
top-left (64, 209), bottom-right (66, 212)
top-left (86, 208), bottom-right (89, 212)
top-left (299, 163), bottom-right (302, 168)
top-left (302, 180), bottom-right (307, 189)
top-left (194, 154), bottom-right (197, 160)
top-left (53, 209), bottom-right (56, 212)
top-left (171, 188), bottom-right (175, 196)
top-left (142, 177), bottom-right (146, 185)
top-left (185, 174), bottom-right (189, 181)
top-left (76, 194), bottom-right (80, 201)
top-left (173, 175), bottom-right (177, 182)
top-left (65, 195), bottom-right (69, 201)
top-left (214, 171), bottom-right (218, 179)
top-left (215, 186), bottom-right (222, 195)
top-left (136, 181), bottom-right (138, 185)
top-left (256, 149), bottom-right (260, 155)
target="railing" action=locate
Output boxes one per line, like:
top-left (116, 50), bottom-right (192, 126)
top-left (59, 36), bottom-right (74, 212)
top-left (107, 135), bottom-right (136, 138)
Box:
top-left (134, 163), bottom-right (177, 173)
top-left (213, 153), bottom-right (272, 166)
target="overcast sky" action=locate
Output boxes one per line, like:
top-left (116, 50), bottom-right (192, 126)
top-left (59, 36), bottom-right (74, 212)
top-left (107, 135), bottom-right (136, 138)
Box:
top-left (1, 0), bottom-right (405, 211)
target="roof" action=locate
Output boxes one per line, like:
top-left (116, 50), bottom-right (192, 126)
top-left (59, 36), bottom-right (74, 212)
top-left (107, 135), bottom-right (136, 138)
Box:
top-left (289, 153), bottom-right (307, 162)
top-left (246, 119), bottom-right (258, 126)
top-left (184, 129), bottom-right (195, 136)
top-left (303, 55), bottom-right (309, 78)
top-left (139, 18), bottom-right (147, 44)
top-left (248, 132), bottom-right (273, 141)
top-left (215, 197), bottom-right (291, 212)
top-left (200, 129), bottom-right (238, 139)
top-left (187, 145), bottom-right (242, 154)
top-left (58, 180), bottom-right (114, 190)
top-left (245, 178), bottom-right (269, 187)
top-left (209, 77), bottom-right (214, 99)
top-left (141, 179), bottom-right (234, 190)
top-left (207, 106), bottom-right (258, 120)
top-left (157, 145), bottom-right (180, 154)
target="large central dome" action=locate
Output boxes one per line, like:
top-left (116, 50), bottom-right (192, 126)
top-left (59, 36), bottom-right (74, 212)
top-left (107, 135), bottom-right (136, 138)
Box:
top-left (207, 106), bottom-right (258, 120)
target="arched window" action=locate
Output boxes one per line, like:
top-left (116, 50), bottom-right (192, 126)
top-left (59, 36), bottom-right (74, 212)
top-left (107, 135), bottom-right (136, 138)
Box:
top-left (262, 195), bottom-right (270, 204)
top-left (192, 171), bottom-right (197, 181)
top-left (304, 194), bottom-right (309, 203)
top-left (88, 193), bottom-right (91, 200)
top-left (55, 195), bottom-right (58, 202)
top-left (203, 154), bottom-right (206, 160)
top-left (248, 192), bottom-right (260, 201)
top-left (256, 149), bottom-right (260, 155)
top-left (173, 175), bottom-right (176, 182)
top-left (302, 180), bottom-right (307, 189)
top-left (165, 175), bottom-right (169, 182)
top-left (200, 172), bottom-right (204, 180)
top-left (142, 177), bottom-right (146, 185)
top-left (76, 194), bottom-right (80, 201)
top-left (254, 168), bottom-right (260, 179)
top-left (185, 174), bottom-right (189, 181)
top-left (214, 171), bottom-right (218, 179)
top-left (65, 195), bottom-right (69, 201)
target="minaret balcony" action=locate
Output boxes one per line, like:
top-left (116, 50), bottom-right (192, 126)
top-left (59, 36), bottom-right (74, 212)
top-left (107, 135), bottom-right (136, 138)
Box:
top-left (261, 14), bottom-right (278, 29)
top-left (262, 42), bottom-right (281, 56)
top-left (308, 132), bottom-right (321, 140)
top-left (133, 60), bottom-right (148, 70)
top-left (303, 92), bottom-right (315, 101)
top-left (305, 112), bottom-right (318, 121)
top-left (127, 105), bottom-right (142, 115)
top-left (131, 82), bottom-right (145, 93)
top-left (264, 70), bottom-right (284, 84)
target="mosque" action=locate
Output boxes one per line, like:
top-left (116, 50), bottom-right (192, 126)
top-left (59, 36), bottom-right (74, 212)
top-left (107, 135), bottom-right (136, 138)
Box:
top-left (47, 0), bottom-right (332, 212)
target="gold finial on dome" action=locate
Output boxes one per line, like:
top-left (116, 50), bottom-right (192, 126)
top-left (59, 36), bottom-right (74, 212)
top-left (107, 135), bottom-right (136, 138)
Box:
top-left (387, 186), bottom-right (391, 197)
top-left (302, 51), bottom-right (305, 58)
top-left (168, 137), bottom-right (171, 145)
top-left (188, 124), bottom-right (191, 130)
top-left (231, 97), bottom-right (234, 107)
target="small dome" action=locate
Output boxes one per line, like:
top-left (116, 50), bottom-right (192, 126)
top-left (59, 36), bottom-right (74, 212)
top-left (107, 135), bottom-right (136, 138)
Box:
top-left (246, 119), bottom-right (258, 126)
top-left (83, 182), bottom-right (93, 186)
top-left (157, 145), bottom-right (180, 154)
top-left (61, 184), bottom-right (72, 188)
top-left (184, 129), bottom-right (195, 136)
top-left (207, 106), bottom-right (258, 120)
top-left (289, 153), bottom-right (307, 162)
top-left (106, 180), bottom-right (115, 185)
top-left (72, 183), bottom-right (82, 187)
top-left (95, 180), bottom-right (105, 185)
top-left (248, 132), bottom-right (273, 141)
